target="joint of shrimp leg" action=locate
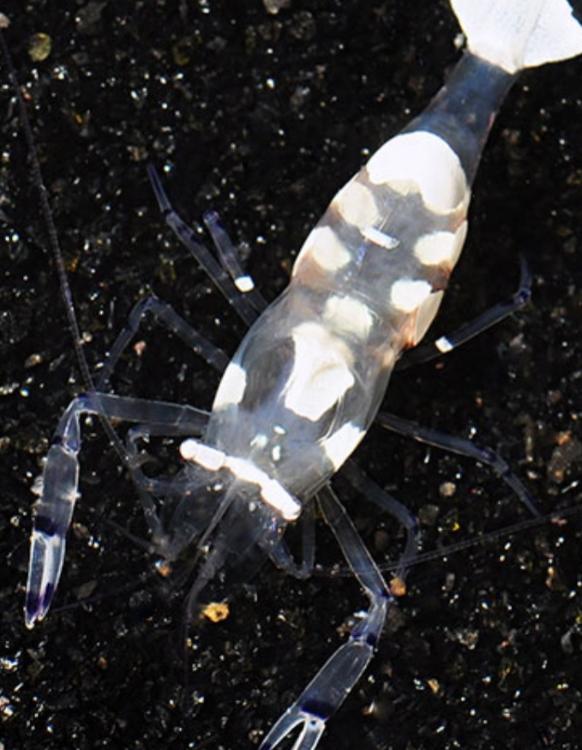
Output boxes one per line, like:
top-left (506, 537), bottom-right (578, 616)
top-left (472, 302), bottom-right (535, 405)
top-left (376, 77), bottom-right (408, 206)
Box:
top-left (127, 452), bottom-right (153, 473)
top-left (515, 287), bottom-right (532, 306)
top-left (350, 622), bottom-right (380, 649)
top-left (126, 428), bottom-right (152, 470)
top-left (150, 532), bottom-right (178, 563)
top-left (127, 425), bottom-right (151, 443)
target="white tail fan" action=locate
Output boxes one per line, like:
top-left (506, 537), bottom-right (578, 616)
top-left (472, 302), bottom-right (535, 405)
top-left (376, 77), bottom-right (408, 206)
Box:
top-left (451, 0), bottom-right (582, 73)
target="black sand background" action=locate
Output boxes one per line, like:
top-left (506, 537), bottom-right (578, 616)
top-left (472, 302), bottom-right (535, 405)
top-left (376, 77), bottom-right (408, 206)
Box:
top-left (1, 2), bottom-right (581, 748)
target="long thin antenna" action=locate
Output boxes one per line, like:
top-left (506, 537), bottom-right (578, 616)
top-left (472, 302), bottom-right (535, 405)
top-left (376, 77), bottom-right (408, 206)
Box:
top-left (318, 500), bottom-right (582, 579)
top-left (0, 13), bottom-right (131, 470)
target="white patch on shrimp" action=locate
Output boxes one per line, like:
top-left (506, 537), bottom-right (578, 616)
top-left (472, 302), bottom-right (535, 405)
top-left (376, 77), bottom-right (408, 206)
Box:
top-left (227, 457), bottom-right (300, 520)
top-left (284, 322), bottom-right (355, 422)
top-left (180, 440), bottom-right (226, 471)
top-left (361, 225), bottom-right (400, 250)
top-left (235, 274), bottom-right (254, 292)
top-left (436, 335), bottom-right (454, 353)
top-left (366, 132), bottom-right (469, 214)
top-left (322, 422), bottom-right (364, 470)
top-left (414, 221), bottom-right (468, 267)
top-left (324, 295), bottom-right (374, 338)
top-left (331, 179), bottom-right (379, 227)
top-left (250, 433), bottom-right (268, 449)
top-left (293, 226), bottom-right (352, 273)
top-left (261, 478), bottom-right (300, 520)
top-left (181, 440), bottom-right (300, 520)
top-left (390, 279), bottom-right (433, 313)
top-left (212, 362), bottom-right (247, 410)
top-left (412, 289), bottom-right (445, 345)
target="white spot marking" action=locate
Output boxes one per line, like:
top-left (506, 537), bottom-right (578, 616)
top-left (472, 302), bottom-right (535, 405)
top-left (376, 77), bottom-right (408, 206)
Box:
top-left (180, 440), bottom-right (226, 471)
top-left (436, 336), bottom-right (454, 353)
top-left (293, 226), bottom-right (351, 274)
top-left (179, 438), bottom-right (298, 523)
top-left (414, 221), bottom-right (468, 267)
top-left (250, 433), bottom-right (268, 449)
top-left (324, 295), bottom-right (374, 339)
top-left (366, 132), bottom-right (469, 214)
top-left (227, 457), bottom-right (300, 520)
top-left (262, 479), bottom-right (300, 520)
top-left (227, 457), bottom-right (259, 485)
top-left (273, 424), bottom-right (286, 435)
top-left (271, 445), bottom-right (282, 462)
top-left (284, 323), bottom-right (355, 422)
top-left (212, 362), bottom-right (247, 410)
top-left (323, 422), bottom-right (364, 470)
top-left (331, 179), bottom-right (379, 227)
top-left (235, 274), bottom-right (254, 293)
top-left (362, 226), bottom-right (400, 250)
top-left (413, 289), bottom-right (445, 345)
top-left (390, 279), bottom-right (433, 313)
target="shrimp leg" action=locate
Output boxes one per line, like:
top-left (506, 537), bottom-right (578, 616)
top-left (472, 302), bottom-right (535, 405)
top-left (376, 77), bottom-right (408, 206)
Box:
top-left (398, 256), bottom-right (531, 370)
top-left (97, 295), bottom-right (228, 391)
top-left (25, 392), bottom-right (207, 629)
top-left (202, 209), bottom-right (268, 313)
top-left (260, 484), bottom-right (413, 750)
top-left (148, 165), bottom-right (261, 326)
top-left (375, 411), bottom-right (540, 516)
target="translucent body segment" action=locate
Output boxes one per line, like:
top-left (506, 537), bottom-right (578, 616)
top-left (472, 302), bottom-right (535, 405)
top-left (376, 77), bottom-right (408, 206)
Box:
top-left (288, 132), bottom-right (473, 365)
top-left (26, 441), bottom-right (79, 629)
top-left (204, 287), bottom-right (397, 503)
top-left (262, 502), bottom-right (315, 580)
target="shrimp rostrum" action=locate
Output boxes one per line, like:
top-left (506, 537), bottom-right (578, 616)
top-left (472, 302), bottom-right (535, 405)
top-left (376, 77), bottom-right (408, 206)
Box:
top-left (18, 1), bottom-right (582, 749)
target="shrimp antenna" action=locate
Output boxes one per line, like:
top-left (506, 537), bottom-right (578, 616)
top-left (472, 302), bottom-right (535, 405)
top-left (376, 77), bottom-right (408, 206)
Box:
top-left (0, 13), bottom-right (131, 470)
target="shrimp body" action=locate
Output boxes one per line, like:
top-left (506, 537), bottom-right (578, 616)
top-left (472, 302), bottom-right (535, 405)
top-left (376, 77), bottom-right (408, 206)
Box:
top-left (200, 60), bottom-right (497, 509)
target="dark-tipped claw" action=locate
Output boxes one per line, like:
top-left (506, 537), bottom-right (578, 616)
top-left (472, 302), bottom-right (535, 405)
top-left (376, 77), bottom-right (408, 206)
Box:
top-left (25, 526), bottom-right (65, 629)
top-left (259, 708), bottom-right (325, 750)
top-left (24, 581), bottom-right (54, 629)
